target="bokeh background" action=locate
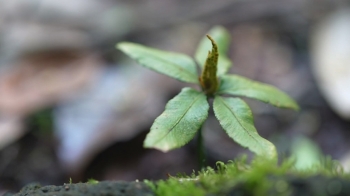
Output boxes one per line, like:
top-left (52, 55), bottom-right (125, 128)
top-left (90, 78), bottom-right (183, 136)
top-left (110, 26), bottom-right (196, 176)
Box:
top-left (1, 0), bottom-right (350, 194)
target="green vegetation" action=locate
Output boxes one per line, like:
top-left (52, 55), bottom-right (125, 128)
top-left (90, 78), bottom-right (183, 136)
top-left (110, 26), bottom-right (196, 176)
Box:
top-left (145, 156), bottom-right (348, 196)
top-left (87, 179), bottom-right (99, 184)
top-left (116, 26), bottom-right (298, 166)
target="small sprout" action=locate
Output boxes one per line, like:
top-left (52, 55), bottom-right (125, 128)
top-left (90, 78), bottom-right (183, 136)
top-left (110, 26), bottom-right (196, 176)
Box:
top-left (116, 26), bottom-right (298, 166)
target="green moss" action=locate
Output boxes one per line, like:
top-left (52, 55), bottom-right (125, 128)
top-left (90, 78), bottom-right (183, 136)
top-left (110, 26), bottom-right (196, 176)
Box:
top-left (146, 156), bottom-right (350, 196)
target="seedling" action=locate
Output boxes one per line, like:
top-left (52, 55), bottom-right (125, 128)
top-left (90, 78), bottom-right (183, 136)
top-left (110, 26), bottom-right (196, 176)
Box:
top-left (116, 26), bottom-right (298, 167)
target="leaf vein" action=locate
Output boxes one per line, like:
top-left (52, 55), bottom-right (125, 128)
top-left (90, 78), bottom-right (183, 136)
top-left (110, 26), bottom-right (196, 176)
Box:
top-left (221, 99), bottom-right (264, 148)
top-left (153, 93), bottom-right (203, 145)
top-left (136, 53), bottom-right (197, 80)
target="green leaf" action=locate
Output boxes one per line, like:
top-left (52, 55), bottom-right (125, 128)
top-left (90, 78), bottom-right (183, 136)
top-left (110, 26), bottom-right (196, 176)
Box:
top-left (213, 96), bottom-right (277, 158)
top-left (291, 136), bottom-right (322, 170)
top-left (144, 88), bottom-right (209, 152)
top-left (195, 26), bottom-right (232, 76)
top-left (117, 42), bottom-right (199, 84)
top-left (217, 75), bottom-right (299, 110)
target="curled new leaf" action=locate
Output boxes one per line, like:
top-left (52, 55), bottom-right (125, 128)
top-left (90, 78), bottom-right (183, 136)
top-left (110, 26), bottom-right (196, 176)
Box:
top-left (200, 35), bottom-right (219, 96)
top-left (213, 96), bottom-right (277, 158)
top-left (144, 88), bottom-right (209, 152)
top-left (117, 42), bottom-right (199, 84)
top-left (217, 75), bottom-right (299, 110)
top-left (195, 26), bottom-right (232, 76)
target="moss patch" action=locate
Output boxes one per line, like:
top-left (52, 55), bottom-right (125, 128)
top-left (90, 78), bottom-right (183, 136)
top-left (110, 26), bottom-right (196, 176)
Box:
top-left (146, 156), bottom-right (350, 196)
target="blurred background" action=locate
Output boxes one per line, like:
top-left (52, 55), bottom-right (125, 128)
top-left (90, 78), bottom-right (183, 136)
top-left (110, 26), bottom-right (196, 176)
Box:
top-left (1, 0), bottom-right (350, 194)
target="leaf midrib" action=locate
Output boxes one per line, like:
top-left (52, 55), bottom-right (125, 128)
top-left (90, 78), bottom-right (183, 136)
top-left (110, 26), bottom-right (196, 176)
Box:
top-left (136, 50), bottom-right (198, 82)
top-left (153, 93), bottom-right (203, 145)
top-left (220, 97), bottom-right (264, 149)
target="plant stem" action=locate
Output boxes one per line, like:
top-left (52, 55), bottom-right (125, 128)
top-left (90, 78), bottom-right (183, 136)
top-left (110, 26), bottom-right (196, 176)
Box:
top-left (197, 126), bottom-right (206, 169)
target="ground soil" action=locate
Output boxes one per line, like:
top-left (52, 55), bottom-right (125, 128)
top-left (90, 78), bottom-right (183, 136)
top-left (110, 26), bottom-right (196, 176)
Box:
top-left (3, 181), bottom-right (154, 196)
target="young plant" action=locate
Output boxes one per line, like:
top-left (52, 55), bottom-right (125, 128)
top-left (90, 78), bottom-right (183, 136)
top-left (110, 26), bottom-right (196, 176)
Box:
top-left (116, 26), bottom-right (298, 164)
